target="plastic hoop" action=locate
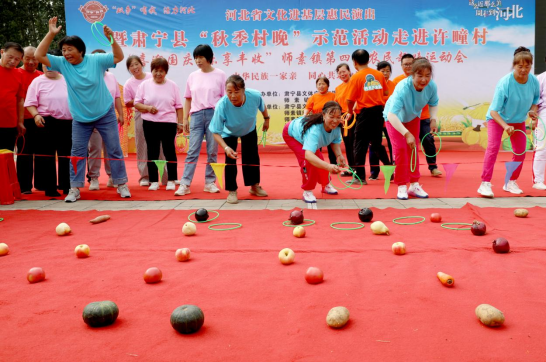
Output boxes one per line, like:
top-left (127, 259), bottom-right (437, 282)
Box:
top-left (507, 129), bottom-right (528, 156)
top-left (441, 222), bottom-right (472, 230)
top-left (282, 219), bottom-right (316, 227)
top-left (392, 216), bottom-right (426, 225)
top-left (534, 116), bottom-right (546, 142)
top-left (420, 132), bottom-right (442, 157)
top-left (15, 135), bottom-right (25, 154)
top-left (91, 21), bottom-right (114, 47)
top-left (330, 222), bottom-right (365, 230)
top-left (329, 166), bottom-right (363, 190)
top-left (0, 218), bottom-right (4, 222)
top-left (208, 223), bottom-right (242, 231)
top-left (410, 147), bottom-right (417, 172)
top-left (187, 210), bottom-right (220, 223)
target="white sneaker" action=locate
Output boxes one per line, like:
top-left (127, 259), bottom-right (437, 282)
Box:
top-left (503, 180), bottom-right (523, 194)
top-left (408, 183), bottom-right (429, 198)
top-left (174, 184), bottom-right (191, 196)
top-left (204, 182), bottom-right (220, 193)
top-left (140, 178), bottom-right (150, 187)
top-left (117, 184), bottom-right (131, 198)
top-left (478, 182), bottom-right (494, 198)
top-left (302, 190), bottom-right (316, 203)
top-left (106, 177), bottom-right (116, 188)
top-left (148, 182), bottom-right (159, 191)
top-left (175, 180), bottom-right (181, 185)
top-left (323, 184), bottom-right (338, 195)
top-left (227, 191), bottom-right (238, 204)
top-left (166, 181), bottom-right (176, 191)
top-left (532, 182), bottom-right (546, 190)
top-left (89, 178), bottom-right (100, 191)
top-left (397, 185), bottom-right (408, 200)
top-left (64, 187), bottom-right (80, 203)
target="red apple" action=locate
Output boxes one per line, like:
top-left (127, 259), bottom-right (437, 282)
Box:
top-left (392, 242), bottom-right (406, 255)
top-left (27, 267), bottom-right (45, 283)
top-left (182, 222), bottom-right (196, 236)
top-left (278, 248), bottom-right (295, 265)
top-left (430, 213), bottom-right (442, 223)
top-left (293, 226), bottom-right (306, 238)
top-left (175, 248), bottom-right (191, 262)
top-left (144, 267), bottom-right (163, 284)
top-left (492, 238), bottom-right (510, 253)
top-left (0, 243), bottom-right (9, 256)
top-left (305, 267), bottom-right (324, 284)
top-left (74, 244), bottom-right (90, 258)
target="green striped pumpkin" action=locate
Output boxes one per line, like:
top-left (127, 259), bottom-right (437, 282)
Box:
top-left (170, 305), bottom-right (204, 334)
top-left (82, 301), bottom-right (119, 327)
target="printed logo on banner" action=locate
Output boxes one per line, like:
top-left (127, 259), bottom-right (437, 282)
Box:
top-left (79, 1), bottom-right (108, 23)
top-left (364, 74), bottom-right (383, 91)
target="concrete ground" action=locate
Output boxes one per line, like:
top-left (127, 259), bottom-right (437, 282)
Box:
top-left (2, 196), bottom-right (546, 211)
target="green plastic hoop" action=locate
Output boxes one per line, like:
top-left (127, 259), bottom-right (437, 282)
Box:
top-left (0, 218), bottom-right (3, 222)
top-left (330, 222), bottom-right (365, 230)
top-left (507, 129), bottom-right (528, 156)
top-left (187, 210), bottom-right (220, 223)
top-left (534, 116), bottom-right (546, 142)
top-left (91, 21), bottom-right (114, 47)
top-left (208, 223), bottom-right (242, 231)
top-left (441, 222), bottom-right (472, 230)
top-left (410, 147), bottom-right (417, 172)
top-left (392, 216), bottom-right (426, 225)
top-left (421, 132), bottom-right (442, 157)
top-left (282, 219), bottom-right (316, 227)
top-left (329, 166), bottom-right (363, 190)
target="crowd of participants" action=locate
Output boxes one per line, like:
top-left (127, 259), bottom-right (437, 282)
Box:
top-left (0, 17), bottom-right (544, 204)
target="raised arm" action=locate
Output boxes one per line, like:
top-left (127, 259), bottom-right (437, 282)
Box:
top-left (103, 25), bottom-right (124, 64)
top-left (35, 17), bottom-right (62, 67)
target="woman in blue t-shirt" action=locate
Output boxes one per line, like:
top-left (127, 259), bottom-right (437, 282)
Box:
top-left (209, 75), bottom-right (270, 204)
top-left (282, 101), bottom-right (347, 204)
top-left (34, 17), bottom-right (130, 202)
top-left (478, 49), bottom-right (539, 198)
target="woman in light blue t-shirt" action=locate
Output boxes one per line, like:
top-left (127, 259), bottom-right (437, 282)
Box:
top-left (282, 101), bottom-right (347, 204)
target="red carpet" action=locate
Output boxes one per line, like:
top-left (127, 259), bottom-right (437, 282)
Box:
top-left (1, 205), bottom-right (545, 361)
top-left (18, 150), bottom-right (546, 201)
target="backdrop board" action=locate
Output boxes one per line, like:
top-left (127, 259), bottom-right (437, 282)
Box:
top-left (66, 0), bottom-right (535, 151)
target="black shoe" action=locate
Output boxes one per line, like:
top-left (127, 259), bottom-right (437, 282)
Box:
top-left (369, 174), bottom-right (379, 181)
top-left (45, 190), bottom-right (61, 197)
top-left (21, 190), bottom-right (33, 195)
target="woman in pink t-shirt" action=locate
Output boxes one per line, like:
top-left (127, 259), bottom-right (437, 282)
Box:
top-left (24, 49), bottom-right (72, 197)
top-left (134, 57), bottom-right (183, 191)
top-left (123, 55), bottom-right (168, 187)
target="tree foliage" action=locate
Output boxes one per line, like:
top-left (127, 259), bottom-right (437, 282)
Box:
top-left (0, 0), bottom-right (66, 49)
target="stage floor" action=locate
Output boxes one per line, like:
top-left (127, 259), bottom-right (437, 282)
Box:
top-left (1, 206), bottom-right (546, 361)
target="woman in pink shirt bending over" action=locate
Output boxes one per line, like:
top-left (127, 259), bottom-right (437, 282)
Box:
top-left (175, 44), bottom-right (226, 196)
top-left (24, 49), bottom-right (72, 197)
top-left (134, 57), bottom-right (183, 191)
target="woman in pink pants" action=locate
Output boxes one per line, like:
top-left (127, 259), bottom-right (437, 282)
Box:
top-left (383, 58), bottom-right (439, 200)
top-left (478, 49), bottom-right (539, 198)
top-left (283, 101), bottom-right (347, 204)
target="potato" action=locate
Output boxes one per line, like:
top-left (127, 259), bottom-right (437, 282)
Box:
top-left (475, 304), bottom-right (505, 327)
top-left (326, 306), bottom-right (350, 328)
top-left (514, 209), bottom-right (528, 218)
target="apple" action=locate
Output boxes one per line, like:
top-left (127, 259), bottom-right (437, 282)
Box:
top-left (55, 222), bottom-right (71, 236)
top-left (392, 242), bottom-right (406, 255)
top-left (305, 267), bottom-right (324, 284)
top-left (175, 248), bottom-right (191, 262)
top-left (74, 244), bottom-right (90, 258)
top-left (0, 243), bottom-right (9, 256)
top-left (278, 248), bottom-right (295, 265)
top-left (430, 213), bottom-right (442, 223)
top-left (293, 226), bottom-right (306, 238)
top-left (144, 267), bottom-right (162, 284)
top-left (182, 222), bottom-right (196, 236)
top-left (27, 267), bottom-right (45, 283)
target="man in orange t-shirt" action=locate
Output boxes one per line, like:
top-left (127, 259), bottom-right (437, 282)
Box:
top-left (0, 42), bottom-right (25, 152)
top-left (346, 49), bottom-right (391, 182)
top-left (393, 53), bottom-right (442, 177)
top-left (17, 46), bottom-right (43, 193)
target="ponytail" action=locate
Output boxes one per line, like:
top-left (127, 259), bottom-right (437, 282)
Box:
top-left (301, 101), bottom-right (342, 137)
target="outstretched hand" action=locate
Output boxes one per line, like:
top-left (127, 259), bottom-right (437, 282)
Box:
top-left (103, 24), bottom-right (114, 42)
top-left (48, 17), bottom-right (62, 35)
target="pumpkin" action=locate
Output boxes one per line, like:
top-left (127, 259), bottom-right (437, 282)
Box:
top-left (82, 301), bottom-right (119, 327)
top-left (170, 305), bottom-right (204, 334)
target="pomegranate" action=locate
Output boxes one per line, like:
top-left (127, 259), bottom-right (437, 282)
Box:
top-left (492, 238), bottom-right (510, 253)
top-left (289, 209), bottom-right (304, 225)
top-left (471, 220), bottom-right (486, 236)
